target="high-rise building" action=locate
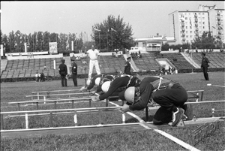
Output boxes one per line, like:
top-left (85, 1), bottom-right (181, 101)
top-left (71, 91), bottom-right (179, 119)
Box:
top-left (169, 5), bottom-right (224, 45)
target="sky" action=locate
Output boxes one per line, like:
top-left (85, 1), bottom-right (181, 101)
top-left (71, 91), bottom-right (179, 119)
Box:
top-left (1, 1), bottom-right (224, 39)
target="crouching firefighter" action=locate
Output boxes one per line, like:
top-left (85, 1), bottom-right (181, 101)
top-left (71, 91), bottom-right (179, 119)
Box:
top-left (80, 74), bottom-right (115, 95)
top-left (120, 76), bottom-right (188, 127)
top-left (91, 74), bottom-right (141, 101)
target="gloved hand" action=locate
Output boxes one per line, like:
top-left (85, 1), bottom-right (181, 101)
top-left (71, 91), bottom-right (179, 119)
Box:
top-left (91, 96), bottom-right (100, 102)
top-left (120, 104), bottom-right (130, 112)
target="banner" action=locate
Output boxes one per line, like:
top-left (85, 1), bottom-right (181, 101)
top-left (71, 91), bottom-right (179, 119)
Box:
top-left (49, 42), bottom-right (58, 54)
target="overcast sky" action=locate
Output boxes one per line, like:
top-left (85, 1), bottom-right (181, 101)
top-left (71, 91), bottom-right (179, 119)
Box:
top-left (1, 1), bottom-right (224, 39)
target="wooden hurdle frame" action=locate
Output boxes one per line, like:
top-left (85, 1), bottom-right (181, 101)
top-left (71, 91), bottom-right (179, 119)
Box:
top-left (0, 107), bottom-right (137, 132)
top-left (8, 97), bottom-right (92, 110)
top-left (26, 92), bottom-right (91, 101)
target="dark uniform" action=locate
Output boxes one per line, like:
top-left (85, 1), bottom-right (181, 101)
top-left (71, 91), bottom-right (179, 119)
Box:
top-left (124, 57), bottom-right (131, 75)
top-left (99, 75), bottom-right (141, 100)
top-left (201, 52), bottom-right (210, 80)
top-left (128, 76), bottom-right (187, 125)
top-left (59, 59), bottom-right (68, 87)
top-left (71, 61), bottom-right (78, 86)
top-left (87, 74), bottom-right (115, 93)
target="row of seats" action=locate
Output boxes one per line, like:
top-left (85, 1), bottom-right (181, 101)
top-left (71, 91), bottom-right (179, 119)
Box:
top-left (6, 58), bottom-right (63, 70)
top-left (192, 52), bottom-right (225, 68)
top-left (1, 52), bottom-right (225, 82)
top-left (157, 53), bottom-right (194, 70)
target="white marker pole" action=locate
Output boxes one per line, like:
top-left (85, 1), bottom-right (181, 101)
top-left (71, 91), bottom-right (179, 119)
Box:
top-left (72, 41), bottom-right (74, 51)
top-left (24, 42), bottom-right (27, 53)
top-left (54, 60), bottom-right (56, 69)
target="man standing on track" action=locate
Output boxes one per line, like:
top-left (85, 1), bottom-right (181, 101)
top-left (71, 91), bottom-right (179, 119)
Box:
top-left (71, 59), bottom-right (78, 87)
top-left (86, 45), bottom-right (101, 79)
top-left (120, 76), bottom-right (187, 127)
top-left (124, 57), bottom-right (131, 75)
top-left (58, 59), bottom-right (68, 87)
top-left (201, 52), bottom-right (210, 81)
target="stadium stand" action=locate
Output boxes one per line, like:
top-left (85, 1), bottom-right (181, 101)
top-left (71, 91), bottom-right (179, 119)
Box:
top-left (1, 51), bottom-right (225, 82)
top-left (132, 52), bottom-right (160, 72)
top-left (192, 52), bottom-right (225, 69)
top-left (155, 52), bottom-right (194, 72)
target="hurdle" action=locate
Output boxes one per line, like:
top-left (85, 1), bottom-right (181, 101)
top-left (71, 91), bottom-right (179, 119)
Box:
top-left (8, 97), bottom-right (93, 110)
top-left (211, 108), bottom-right (225, 118)
top-left (26, 92), bottom-right (92, 101)
top-left (31, 89), bottom-right (84, 99)
top-left (32, 89), bottom-right (82, 95)
top-left (0, 107), bottom-right (139, 132)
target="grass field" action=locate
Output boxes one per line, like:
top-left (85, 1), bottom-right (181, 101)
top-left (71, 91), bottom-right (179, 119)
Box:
top-left (1, 72), bottom-right (225, 151)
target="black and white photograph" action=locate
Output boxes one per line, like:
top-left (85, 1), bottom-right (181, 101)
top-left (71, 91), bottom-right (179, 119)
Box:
top-left (1, 1), bottom-right (224, 151)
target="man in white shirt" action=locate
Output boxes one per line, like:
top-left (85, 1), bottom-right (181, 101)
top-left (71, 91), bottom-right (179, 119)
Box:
top-left (87, 45), bottom-right (101, 79)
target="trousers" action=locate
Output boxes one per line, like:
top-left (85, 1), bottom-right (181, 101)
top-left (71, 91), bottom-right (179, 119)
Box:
top-left (61, 76), bottom-right (67, 87)
top-left (152, 83), bottom-right (187, 125)
top-left (88, 60), bottom-right (101, 78)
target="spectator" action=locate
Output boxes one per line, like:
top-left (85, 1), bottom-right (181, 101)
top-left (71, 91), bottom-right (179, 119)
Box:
top-left (35, 72), bottom-right (41, 82)
top-left (86, 45), bottom-right (101, 79)
top-left (201, 52), bottom-right (210, 81)
top-left (162, 67), bottom-right (165, 75)
top-left (58, 59), bottom-right (68, 87)
top-left (168, 67), bottom-right (171, 74)
top-left (124, 57), bottom-right (131, 75)
top-left (40, 73), bottom-right (45, 82)
top-left (71, 59), bottom-right (78, 87)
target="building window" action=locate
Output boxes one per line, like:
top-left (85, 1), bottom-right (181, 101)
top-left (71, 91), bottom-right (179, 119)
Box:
top-left (190, 26), bottom-right (192, 29)
top-left (185, 17), bottom-right (188, 20)
top-left (203, 22), bottom-right (205, 24)
top-left (186, 35), bottom-right (188, 38)
top-left (190, 35), bottom-right (192, 38)
top-left (203, 26), bottom-right (205, 29)
top-left (186, 31), bottom-right (188, 33)
top-left (190, 31), bottom-right (192, 33)
top-left (186, 26), bottom-right (188, 29)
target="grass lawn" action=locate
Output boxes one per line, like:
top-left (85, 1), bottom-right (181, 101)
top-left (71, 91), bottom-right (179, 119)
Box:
top-left (1, 72), bottom-right (225, 151)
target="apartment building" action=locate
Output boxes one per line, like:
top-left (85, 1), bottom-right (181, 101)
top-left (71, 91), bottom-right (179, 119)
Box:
top-left (169, 4), bottom-right (224, 45)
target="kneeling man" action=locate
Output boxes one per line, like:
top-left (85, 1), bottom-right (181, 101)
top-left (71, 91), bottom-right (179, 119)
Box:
top-left (120, 76), bottom-right (187, 127)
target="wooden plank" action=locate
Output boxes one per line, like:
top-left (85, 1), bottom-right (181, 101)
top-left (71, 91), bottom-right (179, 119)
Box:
top-left (1, 106), bottom-right (119, 115)
top-left (8, 97), bottom-right (91, 105)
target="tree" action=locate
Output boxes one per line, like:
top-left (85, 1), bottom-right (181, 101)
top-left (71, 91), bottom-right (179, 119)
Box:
top-left (8, 31), bottom-right (16, 52)
top-left (192, 31), bottom-right (216, 49)
top-left (92, 15), bottom-right (135, 51)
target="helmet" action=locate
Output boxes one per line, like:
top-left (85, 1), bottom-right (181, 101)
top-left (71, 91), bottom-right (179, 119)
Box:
top-left (101, 81), bottom-right (111, 93)
top-left (95, 77), bottom-right (101, 86)
top-left (86, 79), bottom-right (91, 86)
top-left (124, 87), bottom-right (135, 103)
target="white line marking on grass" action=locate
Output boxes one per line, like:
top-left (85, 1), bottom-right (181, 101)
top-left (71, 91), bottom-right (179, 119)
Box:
top-left (211, 85), bottom-right (225, 88)
top-left (109, 101), bottom-right (200, 151)
top-left (207, 84), bottom-right (225, 88)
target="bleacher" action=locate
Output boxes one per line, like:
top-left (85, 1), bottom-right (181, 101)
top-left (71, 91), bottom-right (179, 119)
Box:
top-left (99, 55), bottom-right (127, 74)
top-left (156, 53), bottom-right (194, 71)
top-left (1, 51), bottom-right (225, 82)
top-left (1, 58), bottom-right (63, 82)
top-left (132, 52), bottom-right (160, 71)
top-left (192, 52), bottom-right (225, 69)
